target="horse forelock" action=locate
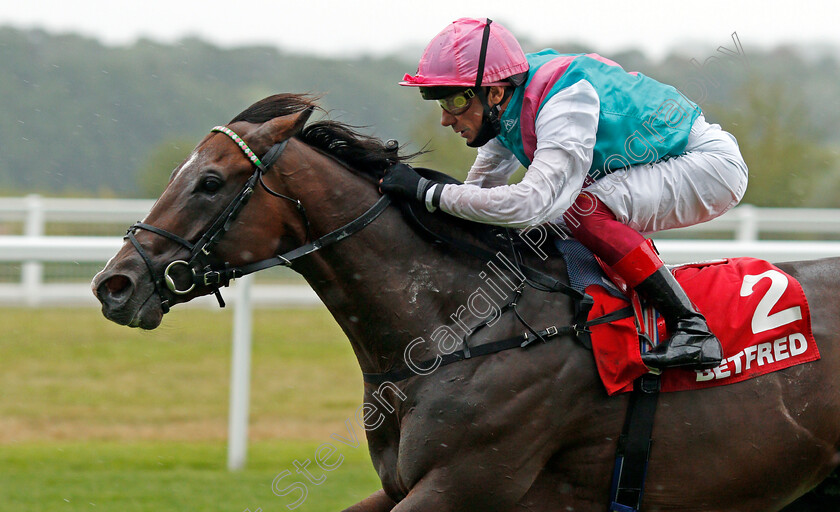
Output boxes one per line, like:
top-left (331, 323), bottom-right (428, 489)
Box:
top-left (229, 93), bottom-right (319, 124)
top-left (229, 93), bottom-right (415, 180)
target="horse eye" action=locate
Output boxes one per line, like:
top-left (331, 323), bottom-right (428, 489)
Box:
top-left (200, 176), bottom-right (224, 194)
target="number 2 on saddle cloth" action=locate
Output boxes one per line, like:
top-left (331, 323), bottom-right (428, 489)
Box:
top-left (585, 254), bottom-right (819, 395)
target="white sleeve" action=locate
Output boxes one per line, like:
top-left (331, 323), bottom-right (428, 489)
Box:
top-left (463, 138), bottom-right (521, 188)
top-left (435, 80), bottom-right (600, 228)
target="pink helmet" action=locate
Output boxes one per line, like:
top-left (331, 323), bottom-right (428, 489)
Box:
top-left (400, 18), bottom-right (529, 88)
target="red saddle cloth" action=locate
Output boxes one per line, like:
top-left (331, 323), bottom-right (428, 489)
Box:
top-left (587, 257), bottom-right (820, 395)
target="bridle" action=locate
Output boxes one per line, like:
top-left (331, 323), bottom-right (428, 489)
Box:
top-left (124, 124), bottom-right (629, 386)
top-left (125, 124), bottom-right (391, 312)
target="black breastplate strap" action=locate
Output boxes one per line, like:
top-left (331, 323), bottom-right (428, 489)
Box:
top-left (364, 324), bottom-right (565, 385)
top-left (362, 304), bottom-right (634, 384)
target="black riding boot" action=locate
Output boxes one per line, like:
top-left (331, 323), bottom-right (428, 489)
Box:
top-left (636, 267), bottom-right (723, 370)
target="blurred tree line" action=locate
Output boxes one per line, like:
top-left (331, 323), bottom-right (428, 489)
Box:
top-left (2, 26), bottom-right (839, 206)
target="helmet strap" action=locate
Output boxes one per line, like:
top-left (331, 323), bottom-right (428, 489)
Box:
top-left (467, 18), bottom-right (507, 148)
top-left (474, 18), bottom-right (492, 90)
top-left (468, 86), bottom-right (512, 148)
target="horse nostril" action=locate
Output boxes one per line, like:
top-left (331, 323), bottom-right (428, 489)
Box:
top-left (98, 274), bottom-right (134, 304)
top-left (106, 275), bottom-right (130, 295)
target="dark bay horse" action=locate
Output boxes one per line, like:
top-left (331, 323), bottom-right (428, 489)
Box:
top-left (92, 94), bottom-right (840, 511)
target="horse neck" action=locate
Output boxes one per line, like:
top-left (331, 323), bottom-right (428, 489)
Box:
top-left (286, 149), bottom-right (516, 375)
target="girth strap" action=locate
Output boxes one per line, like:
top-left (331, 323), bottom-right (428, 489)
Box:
top-left (609, 373), bottom-right (661, 512)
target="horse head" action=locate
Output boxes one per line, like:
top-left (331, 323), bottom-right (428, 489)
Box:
top-left (92, 95), bottom-right (322, 329)
top-left (92, 92), bottom-right (563, 376)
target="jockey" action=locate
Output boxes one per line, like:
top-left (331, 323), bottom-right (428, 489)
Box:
top-left (379, 17), bottom-right (748, 371)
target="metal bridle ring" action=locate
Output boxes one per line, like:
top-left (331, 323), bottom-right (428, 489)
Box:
top-left (164, 260), bottom-right (196, 295)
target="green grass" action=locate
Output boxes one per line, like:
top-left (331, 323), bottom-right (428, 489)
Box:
top-left (0, 307), bottom-right (365, 441)
top-left (0, 307), bottom-right (381, 511)
top-left (0, 440), bottom-right (381, 511)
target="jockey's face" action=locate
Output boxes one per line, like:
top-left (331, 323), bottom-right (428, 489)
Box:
top-left (440, 86), bottom-right (507, 145)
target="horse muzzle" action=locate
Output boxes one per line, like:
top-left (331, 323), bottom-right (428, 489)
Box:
top-left (91, 249), bottom-right (167, 329)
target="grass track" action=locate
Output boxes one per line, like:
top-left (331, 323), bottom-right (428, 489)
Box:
top-left (0, 440), bottom-right (381, 511)
top-left (0, 307), bottom-right (365, 441)
top-left (0, 307), bottom-right (381, 511)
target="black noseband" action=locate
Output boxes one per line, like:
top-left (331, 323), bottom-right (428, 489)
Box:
top-left (124, 126), bottom-right (392, 313)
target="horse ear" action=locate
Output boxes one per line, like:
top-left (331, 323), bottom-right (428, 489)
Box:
top-left (252, 107), bottom-right (315, 144)
top-left (290, 106), bottom-right (315, 135)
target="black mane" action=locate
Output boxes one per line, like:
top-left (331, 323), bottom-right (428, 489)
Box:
top-left (230, 94), bottom-right (530, 254)
top-left (231, 93), bottom-right (412, 178)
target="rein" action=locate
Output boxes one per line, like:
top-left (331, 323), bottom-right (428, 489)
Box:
top-left (126, 123), bottom-right (633, 384)
top-left (126, 125), bottom-right (390, 311)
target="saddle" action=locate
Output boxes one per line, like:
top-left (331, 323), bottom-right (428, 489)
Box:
top-left (392, 168), bottom-right (819, 395)
top-left (556, 239), bottom-right (820, 395)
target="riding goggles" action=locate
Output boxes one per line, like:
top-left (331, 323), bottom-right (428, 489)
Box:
top-left (437, 88), bottom-right (475, 115)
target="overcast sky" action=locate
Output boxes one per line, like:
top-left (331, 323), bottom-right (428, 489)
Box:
top-left (3, 1), bottom-right (837, 60)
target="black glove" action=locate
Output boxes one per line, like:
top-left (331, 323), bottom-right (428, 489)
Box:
top-left (379, 163), bottom-right (434, 202)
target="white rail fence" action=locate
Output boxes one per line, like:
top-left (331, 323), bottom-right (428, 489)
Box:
top-left (2, 195), bottom-right (840, 470)
top-left (2, 196), bottom-right (839, 308)
top-left (0, 195), bottom-right (320, 307)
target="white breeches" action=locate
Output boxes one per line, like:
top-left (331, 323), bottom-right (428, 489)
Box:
top-left (587, 116), bottom-right (749, 234)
